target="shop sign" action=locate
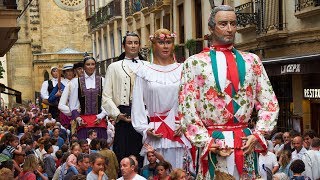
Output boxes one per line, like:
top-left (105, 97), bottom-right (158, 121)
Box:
top-left (281, 64), bottom-right (300, 74)
top-left (304, 88), bottom-right (320, 99)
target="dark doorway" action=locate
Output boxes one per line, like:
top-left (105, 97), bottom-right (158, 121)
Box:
top-left (311, 103), bottom-right (320, 136)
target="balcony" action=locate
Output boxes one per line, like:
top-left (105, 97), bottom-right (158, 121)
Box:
top-left (89, 0), bottom-right (121, 30)
top-left (256, 0), bottom-right (288, 41)
top-left (295, 0), bottom-right (320, 18)
top-left (0, 0), bottom-right (20, 56)
top-left (235, 2), bottom-right (257, 33)
top-left (149, 0), bottom-right (171, 13)
top-left (125, 0), bottom-right (170, 17)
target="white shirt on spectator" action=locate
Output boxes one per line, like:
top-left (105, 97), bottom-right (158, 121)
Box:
top-left (44, 118), bottom-right (56, 126)
top-left (292, 147), bottom-right (307, 161)
top-left (258, 151), bottom-right (279, 180)
top-left (302, 149), bottom-right (320, 180)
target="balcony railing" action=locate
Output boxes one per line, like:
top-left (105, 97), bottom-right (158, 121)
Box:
top-left (295, 0), bottom-right (320, 12)
top-left (90, 0), bottom-right (121, 29)
top-left (235, 2), bottom-right (257, 29)
top-left (125, 0), bottom-right (169, 17)
top-left (256, 0), bottom-right (287, 40)
top-left (2, 0), bottom-right (17, 9)
top-left (295, 0), bottom-right (320, 18)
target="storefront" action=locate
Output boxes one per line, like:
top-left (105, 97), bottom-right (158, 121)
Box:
top-left (263, 54), bottom-right (320, 134)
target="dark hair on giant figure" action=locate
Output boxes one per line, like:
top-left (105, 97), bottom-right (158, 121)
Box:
top-left (122, 31), bottom-right (140, 46)
top-left (118, 31), bottom-right (144, 61)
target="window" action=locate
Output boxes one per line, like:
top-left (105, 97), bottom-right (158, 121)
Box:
top-left (195, 0), bottom-right (202, 39)
top-left (85, 0), bottom-right (96, 18)
top-left (178, 4), bottom-right (184, 44)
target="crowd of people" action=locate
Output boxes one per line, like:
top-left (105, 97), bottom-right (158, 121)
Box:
top-left (0, 4), bottom-right (319, 180)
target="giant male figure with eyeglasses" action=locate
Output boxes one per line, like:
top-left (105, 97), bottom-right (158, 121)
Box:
top-left (102, 32), bottom-right (148, 169)
top-left (178, 5), bottom-right (279, 179)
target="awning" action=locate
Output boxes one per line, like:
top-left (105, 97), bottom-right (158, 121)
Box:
top-left (262, 53), bottom-right (320, 76)
top-left (262, 53), bottom-right (320, 64)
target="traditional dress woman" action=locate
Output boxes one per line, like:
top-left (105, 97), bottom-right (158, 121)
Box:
top-left (59, 56), bottom-right (108, 139)
top-left (131, 29), bottom-right (192, 169)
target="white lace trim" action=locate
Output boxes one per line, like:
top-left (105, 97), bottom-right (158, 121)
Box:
top-left (136, 63), bottom-right (182, 85)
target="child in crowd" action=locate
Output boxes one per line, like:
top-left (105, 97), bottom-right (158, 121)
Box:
top-left (36, 161), bottom-right (49, 180)
top-left (290, 159), bottom-right (311, 180)
top-left (154, 161), bottom-right (172, 180)
top-left (99, 139), bottom-right (118, 180)
top-left (43, 143), bottom-right (56, 179)
top-left (60, 143), bottom-right (81, 179)
top-left (87, 153), bottom-right (108, 180)
top-left (170, 169), bottom-right (187, 180)
top-left (90, 138), bottom-right (100, 153)
top-left (1, 133), bottom-right (22, 158)
top-left (55, 150), bottom-right (63, 168)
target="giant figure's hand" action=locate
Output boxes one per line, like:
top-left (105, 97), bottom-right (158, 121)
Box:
top-left (241, 135), bottom-right (258, 154)
top-left (146, 128), bottom-right (163, 139)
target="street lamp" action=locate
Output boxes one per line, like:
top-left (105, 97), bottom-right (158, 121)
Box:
top-left (209, 0), bottom-right (224, 8)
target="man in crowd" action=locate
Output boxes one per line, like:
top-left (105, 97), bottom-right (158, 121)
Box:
top-left (118, 157), bottom-right (146, 180)
top-left (303, 130), bottom-right (317, 150)
top-left (302, 137), bottom-right (320, 180)
top-left (179, 5), bottom-right (279, 179)
top-left (292, 135), bottom-right (307, 161)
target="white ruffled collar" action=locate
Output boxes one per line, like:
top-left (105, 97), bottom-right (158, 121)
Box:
top-left (136, 63), bottom-right (182, 84)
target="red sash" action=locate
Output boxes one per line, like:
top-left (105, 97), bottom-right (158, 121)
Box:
top-left (78, 115), bottom-right (107, 129)
top-left (201, 123), bottom-right (248, 176)
top-left (149, 116), bottom-right (184, 144)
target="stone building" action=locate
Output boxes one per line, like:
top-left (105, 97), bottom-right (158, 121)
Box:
top-left (0, 0), bottom-right (20, 108)
top-left (5, 0), bottom-right (92, 107)
top-left (87, 0), bottom-right (320, 133)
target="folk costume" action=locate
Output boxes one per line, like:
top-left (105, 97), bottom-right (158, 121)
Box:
top-left (102, 53), bottom-right (146, 167)
top-left (49, 63), bottom-right (74, 128)
top-left (40, 68), bottom-right (59, 119)
top-left (132, 63), bottom-right (192, 169)
top-left (179, 45), bottom-right (279, 179)
top-left (59, 71), bottom-right (108, 140)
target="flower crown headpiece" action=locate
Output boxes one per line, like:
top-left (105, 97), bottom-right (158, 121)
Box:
top-left (149, 33), bottom-right (176, 41)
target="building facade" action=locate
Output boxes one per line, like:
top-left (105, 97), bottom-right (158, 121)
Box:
top-left (0, 0), bottom-right (21, 107)
top-left (87, 0), bottom-right (320, 134)
top-left (6, 0), bottom-right (92, 107)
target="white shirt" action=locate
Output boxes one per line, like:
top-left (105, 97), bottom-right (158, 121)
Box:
top-left (86, 138), bottom-right (92, 145)
top-left (102, 58), bottom-right (147, 119)
top-left (258, 151), bottom-right (279, 180)
top-left (302, 149), bottom-right (320, 180)
top-left (58, 72), bottom-right (108, 120)
top-left (117, 173), bottom-right (146, 180)
top-left (40, 78), bottom-right (58, 99)
top-left (292, 147), bottom-right (308, 161)
top-left (35, 148), bottom-right (46, 161)
top-left (44, 118), bottom-right (56, 126)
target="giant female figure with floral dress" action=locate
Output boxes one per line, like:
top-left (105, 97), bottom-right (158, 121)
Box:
top-left (131, 29), bottom-right (192, 169)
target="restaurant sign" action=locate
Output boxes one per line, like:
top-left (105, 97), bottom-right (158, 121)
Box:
top-left (304, 88), bottom-right (320, 99)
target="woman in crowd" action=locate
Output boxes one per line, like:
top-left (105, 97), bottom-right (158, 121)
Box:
top-left (131, 29), bottom-right (191, 169)
top-left (59, 56), bottom-right (108, 140)
top-left (18, 154), bottom-right (38, 179)
top-left (278, 150), bottom-right (293, 177)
